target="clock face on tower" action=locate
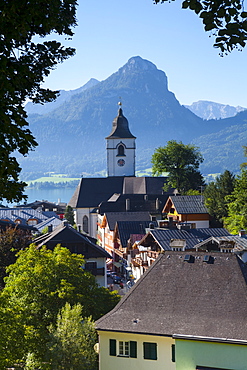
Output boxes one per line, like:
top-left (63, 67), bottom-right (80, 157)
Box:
top-left (117, 159), bottom-right (125, 167)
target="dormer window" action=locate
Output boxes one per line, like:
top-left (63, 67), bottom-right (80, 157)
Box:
top-left (117, 143), bottom-right (125, 156)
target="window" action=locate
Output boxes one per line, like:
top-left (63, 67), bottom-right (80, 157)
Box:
top-left (117, 144), bottom-right (125, 156)
top-left (83, 215), bottom-right (88, 233)
top-left (109, 339), bottom-right (137, 358)
top-left (171, 344), bottom-right (175, 362)
top-left (85, 261), bottom-right (97, 271)
top-left (119, 341), bottom-right (129, 356)
top-left (143, 342), bottom-right (157, 360)
top-left (109, 339), bottom-right (116, 356)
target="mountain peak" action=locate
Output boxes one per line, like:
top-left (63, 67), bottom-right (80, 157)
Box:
top-left (125, 56), bottom-right (157, 72)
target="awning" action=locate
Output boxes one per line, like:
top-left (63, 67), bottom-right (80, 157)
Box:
top-left (113, 261), bottom-right (122, 268)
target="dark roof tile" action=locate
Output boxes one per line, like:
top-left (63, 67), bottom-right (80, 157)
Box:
top-left (96, 251), bottom-right (247, 340)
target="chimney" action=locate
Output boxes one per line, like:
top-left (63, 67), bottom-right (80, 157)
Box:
top-left (126, 198), bottom-right (130, 211)
top-left (48, 225), bottom-right (53, 233)
top-left (78, 224), bottom-right (81, 233)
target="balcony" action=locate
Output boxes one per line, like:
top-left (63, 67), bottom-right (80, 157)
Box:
top-left (85, 267), bottom-right (105, 276)
top-left (147, 251), bottom-right (160, 260)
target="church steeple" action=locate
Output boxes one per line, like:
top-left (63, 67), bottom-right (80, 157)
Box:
top-left (106, 103), bottom-right (136, 177)
top-left (106, 103), bottom-right (136, 140)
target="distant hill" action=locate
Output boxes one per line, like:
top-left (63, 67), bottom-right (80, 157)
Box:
top-left (19, 56), bottom-right (247, 179)
top-left (185, 100), bottom-right (246, 120)
top-left (25, 78), bottom-right (99, 115)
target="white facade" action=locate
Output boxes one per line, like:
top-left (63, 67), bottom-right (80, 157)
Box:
top-left (74, 207), bottom-right (98, 239)
top-left (107, 138), bottom-right (136, 177)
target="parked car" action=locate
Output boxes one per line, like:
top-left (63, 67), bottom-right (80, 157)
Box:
top-left (113, 275), bottom-right (122, 284)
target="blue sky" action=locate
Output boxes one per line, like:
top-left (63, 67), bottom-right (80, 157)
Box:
top-left (43, 0), bottom-right (247, 107)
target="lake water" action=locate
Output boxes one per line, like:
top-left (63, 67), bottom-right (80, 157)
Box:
top-left (5, 187), bottom-right (76, 207)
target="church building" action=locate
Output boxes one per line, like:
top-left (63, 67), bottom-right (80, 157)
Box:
top-left (69, 104), bottom-right (168, 239)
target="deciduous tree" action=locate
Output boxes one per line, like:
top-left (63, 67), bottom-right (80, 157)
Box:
top-left (1, 245), bottom-right (120, 366)
top-left (154, 0), bottom-right (247, 54)
top-left (64, 205), bottom-right (75, 226)
top-left (204, 170), bottom-right (235, 226)
top-left (0, 226), bottom-right (32, 288)
top-left (0, 0), bottom-right (77, 202)
top-left (46, 303), bottom-right (98, 370)
top-left (224, 169), bottom-right (247, 233)
top-left (152, 140), bottom-right (204, 193)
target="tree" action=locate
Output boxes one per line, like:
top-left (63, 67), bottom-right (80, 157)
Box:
top-left (46, 303), bottom-right (98, 370)
top-left (154, 0), bottom-right (247, 54)
top-left (1, 245), bottom-right (120, 366)
top-left (0, 0), bottom-right (77, 202)
top-left (151, 140), bottom-right (204, 193)
top-left (0, 226), bottom-right (32, 288)
top-left (204, 170), bottom-right (235, 226)
top-left (64, 205), bottom-right (75, 226)
top-left (224, 169), bottom-right (247, 233)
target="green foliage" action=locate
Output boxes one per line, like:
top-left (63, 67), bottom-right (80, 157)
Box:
top-left (0, 245), bottom-right (120, 366)
top-left (64, 205), bottom-right (75, 226)
top-left (224, 169), bottom-right (247, 233)
top-left (0, 0), bottom-right (77, 202)
top-left (154, 0), bottom-right (247, 53)
top-left (204, 170), bottom-right (235, 226)
top-left (152, 140), bottom-right (204, 194)
top-left (46, 303), bottom-right (98, 370)
top-left (0, 226), bottom-right (32, 288)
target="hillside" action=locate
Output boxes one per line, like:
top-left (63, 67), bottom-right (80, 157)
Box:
top-left (18, 56), bottom-right (247, 179)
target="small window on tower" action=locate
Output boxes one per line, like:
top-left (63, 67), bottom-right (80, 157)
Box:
top-left (117, 144), bottom-right (125, 156)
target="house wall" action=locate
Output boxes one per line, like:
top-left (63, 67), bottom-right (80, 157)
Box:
top-left (98, 331), bottom-right (175, 370)
top-left (86, 257), bottom-right (107, 287)
top-left (175, 338), bottom-right (247, 370)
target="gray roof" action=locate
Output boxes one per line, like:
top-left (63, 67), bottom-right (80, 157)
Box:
top-left (69, 176), bottom-right (169, 209)
top-left (34, 222), bottom-right (111, 259)
top-left (35, 217), bottom-right (63, 232)
top-left (116, 220), bottom-right (158, 248)
top-left (69, 177), bottom-right (125, 208)
top-left (0, 208), bottom-right (58, 225)
top-left (195, 235), bottom-right (247, 251)
top-left (139, 228), bottom-right (231, 251)
top-left (167, 195), bottom-right (208, 214)
top-left (105, 212), bottom-right (151, 231)
top-left (98, 193), bottom-right (169, 215)
top-left (105, 108), bottom-right (136, 139)
top-left (96, 251), bottom-right (247, 341)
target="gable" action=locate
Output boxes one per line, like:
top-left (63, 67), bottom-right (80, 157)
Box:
top-left (96, 251), bottom-right (247, 341)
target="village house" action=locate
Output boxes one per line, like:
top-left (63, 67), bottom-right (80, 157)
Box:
top-left (130, 226), bottom-right (231, 279)
top-left (0, 207), bottom-right (59, 228)
top-left (33, 221), bottom-right (111, 287)
top-left (97, 211), bottom-right (151, 254)
top-left (96, 250), bottom-right (247, 370)
top-left (163, 195), bottom-right (210, 228)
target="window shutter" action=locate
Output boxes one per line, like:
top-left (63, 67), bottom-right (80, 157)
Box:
top-left (109, 339), bottom-right (116, 356)
top-left (143, 342), bottom-right (157, 360)
top-left (171, 344), bottom-right (175, 362)
top-left (129, 341), bottom-right (137, 358)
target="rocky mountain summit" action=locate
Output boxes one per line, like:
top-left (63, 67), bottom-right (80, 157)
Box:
top-left (185, 100), bottom-right (246, 120)
top-left (20, 56), bottom-right (247, 179)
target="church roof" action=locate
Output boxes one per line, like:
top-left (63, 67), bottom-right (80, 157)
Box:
top-left (69, 176), bottom-right (169, 209)
top-left (105, 108), bottom-right (136, 139)
top-left (96, 251), bottom-right (247, 340)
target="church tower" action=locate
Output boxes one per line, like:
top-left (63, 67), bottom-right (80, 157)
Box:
top-left (106, 103), bottom-right (136, 177)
